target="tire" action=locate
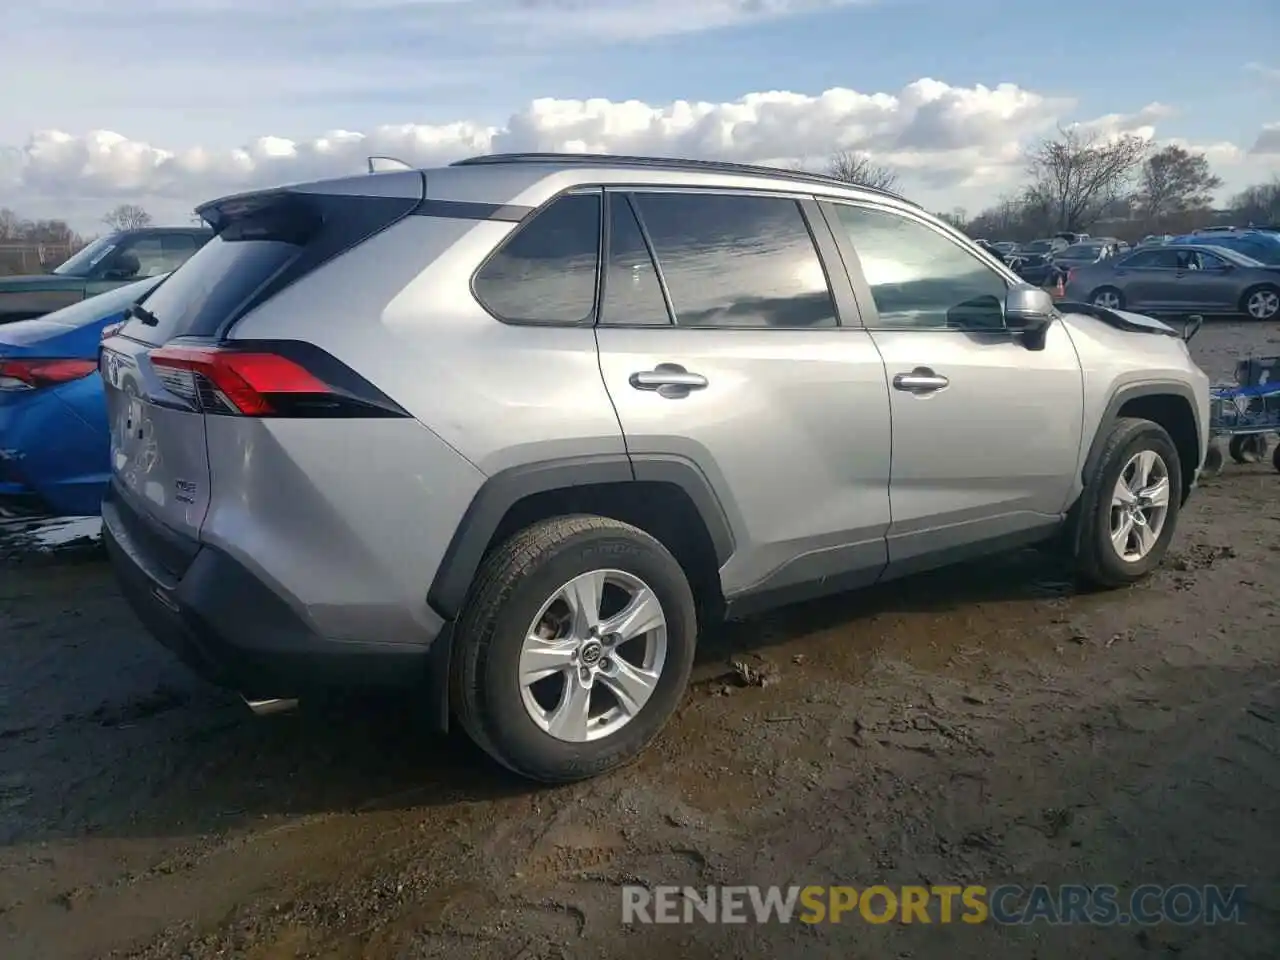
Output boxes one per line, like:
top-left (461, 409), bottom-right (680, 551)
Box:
top-left (451, 515), bottom-right (697, 783)
top-left (1273, 440), bottom-right (1280, 474)
top-left (1228, 433), bottom-right (1268, 464)
top-left (1090, 286), bottom-right (1125, 310)
top-left (1239, 285), bottom-right (1280, 321)
top-left (1075, 417), bottom-right (1183, 589)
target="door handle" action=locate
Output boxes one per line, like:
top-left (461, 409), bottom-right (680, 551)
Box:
top-left (629, 363), bottom-right (708, 397)
top-left (893, 368), bottom-right (950, 394)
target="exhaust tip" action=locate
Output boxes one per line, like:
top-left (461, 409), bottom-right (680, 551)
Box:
top-left (242, 697), bottom-right (300, 717)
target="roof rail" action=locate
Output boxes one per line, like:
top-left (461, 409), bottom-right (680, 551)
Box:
top-left (451, 152), bottom-right (914, 204)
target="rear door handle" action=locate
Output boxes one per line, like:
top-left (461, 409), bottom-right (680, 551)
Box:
top-left (893, 368), bottom-right (950, 394)
top-left (629, 363), bottom-right (708, 397)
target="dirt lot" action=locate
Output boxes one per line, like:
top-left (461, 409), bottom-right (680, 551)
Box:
top-left (2, 320), bottom-right (1279, 960)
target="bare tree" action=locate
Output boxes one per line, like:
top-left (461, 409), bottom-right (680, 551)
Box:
top-left (1025, 127), bottom-right (1148, 232)
top-left (1228, 177), bottom-right (1280, 225)
top-left (102, 204), bottom-right (153, 231)
top-left (935, 207), bottom-right (969, 231)
top-left (0, 208), bottom-right (20, 241)
top-left (826, 150), bottom-right (900, 192)
top-left (1135, 145), bottom-right (1222, 229)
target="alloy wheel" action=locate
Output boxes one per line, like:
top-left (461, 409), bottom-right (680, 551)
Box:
top-left (519, 568), bottom-right (668, 742)
top-left (1109, 449), bottom-right (1171, 563)
top-left (1246, 289), bottom-right (1279, 320)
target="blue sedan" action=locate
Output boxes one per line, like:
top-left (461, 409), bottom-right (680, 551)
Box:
top-left (0, 275), bottom-right (165, 517)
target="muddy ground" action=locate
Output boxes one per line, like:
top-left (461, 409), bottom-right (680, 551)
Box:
top-left (2, 319), bottom-right (1278, 960)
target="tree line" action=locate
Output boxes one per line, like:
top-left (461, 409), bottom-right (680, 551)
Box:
top-left (822, 127), bottom-right (1280, 243)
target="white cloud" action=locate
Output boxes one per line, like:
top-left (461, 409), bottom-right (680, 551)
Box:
top-left (1251, 122), bottom-right (1280, 156)
top-left (1, 80), bottom-right (1276, 230)
top-left (2, 79), bottom-right (1074, 223)
top-left (1244, 62), bottom-right (1280, 83)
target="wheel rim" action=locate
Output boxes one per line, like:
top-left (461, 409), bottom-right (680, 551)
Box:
top-left (1246, 290), bottom-right (1279, 320)
top-left (1094, 290), bottom-right (1121, 309)
top-left (1110, 450), bottom-right (1171, 563)
top-left (519, 568), bottom-right (668, 743)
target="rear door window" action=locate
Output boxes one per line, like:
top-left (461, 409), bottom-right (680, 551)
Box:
top-left (629, 191), bottom-right (837, 328)
top-left (1120, 250), bottom-right (1179, 269)
top-left (473, 193), bottom-right (601, 324)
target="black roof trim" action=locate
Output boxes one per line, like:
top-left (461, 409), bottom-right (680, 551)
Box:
top-left (451, 152), bottom-right (916, 205)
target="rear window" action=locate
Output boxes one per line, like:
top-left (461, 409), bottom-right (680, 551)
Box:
top-left (121, 236), bottom-right (297, 346)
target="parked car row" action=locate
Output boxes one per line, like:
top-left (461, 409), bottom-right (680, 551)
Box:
top-left (0, 227), bottom-right (210, 326)
top-left (1063, 244), bottom-right (1280, 320)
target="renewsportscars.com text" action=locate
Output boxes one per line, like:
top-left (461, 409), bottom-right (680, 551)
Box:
top-left (622, 884), bottom-right (1247, 926)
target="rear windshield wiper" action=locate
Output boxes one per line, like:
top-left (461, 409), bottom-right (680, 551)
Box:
top-left (125, 303), bottom-right (160, 326)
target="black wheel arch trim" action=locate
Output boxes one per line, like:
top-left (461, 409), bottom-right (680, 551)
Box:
top-left (426, 453), bottom-right (736, 620)
top-left (1082, 381), bottom-right (1202, 490)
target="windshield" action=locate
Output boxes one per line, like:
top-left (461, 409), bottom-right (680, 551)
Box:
top-left (40, 274), bottom-right (167, 327)
top-left (1060, 244), bottom-right (1104, 258)
top-left (1023, 240), bottom-right (1054, 253)
top-left (52, 235), bottom-right (120, 277)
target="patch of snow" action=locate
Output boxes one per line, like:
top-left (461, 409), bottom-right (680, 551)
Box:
top-left (32, 517), bottom-right (102, 548)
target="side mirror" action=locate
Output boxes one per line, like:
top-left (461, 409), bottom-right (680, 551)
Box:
top-left (1005, 284), bottom-right (1055, 349)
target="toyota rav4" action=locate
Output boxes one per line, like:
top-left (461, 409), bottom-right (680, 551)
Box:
top-left (99, 153), bottom-right (1211, 783)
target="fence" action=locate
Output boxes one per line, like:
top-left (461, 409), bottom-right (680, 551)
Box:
top-left (0, 241), bottom-right (84, 277)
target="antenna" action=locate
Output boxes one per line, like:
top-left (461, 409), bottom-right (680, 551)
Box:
top-left (367, 156), bottom-right (412, 173)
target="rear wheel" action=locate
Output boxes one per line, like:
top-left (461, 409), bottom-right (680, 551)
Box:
top-left (451, 515), bottom-right (697, 783)
top-left (1090, 286), bottom-right (1124, 310)
top-left (1240, 285), bottom-right (1280, 321)
top-left (1075, 417), bottom-right (1182, 588)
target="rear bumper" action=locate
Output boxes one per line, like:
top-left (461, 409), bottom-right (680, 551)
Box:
top-left (102, 483), bottom-right (442, 701)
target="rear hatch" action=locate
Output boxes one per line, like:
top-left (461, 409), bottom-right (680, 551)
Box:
top-left (99, 178), bottom-right (422, 556)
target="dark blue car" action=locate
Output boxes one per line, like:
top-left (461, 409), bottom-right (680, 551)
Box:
top-left (0, 275), bottom-right (165, 517)
top-left (1170, 231), bottom-right (1280, 265)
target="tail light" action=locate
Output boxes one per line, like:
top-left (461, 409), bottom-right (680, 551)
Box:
top-left (0, 358), bottom-right (98, 392)
top-left (146, 342), bottom-right (407, 419)
top-left (1067, 268), bottom-right (1077, 284)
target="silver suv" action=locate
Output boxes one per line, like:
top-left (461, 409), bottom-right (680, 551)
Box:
top-left (99, 154), bottom-right (1211, 783)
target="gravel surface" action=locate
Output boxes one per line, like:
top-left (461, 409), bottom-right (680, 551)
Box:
top-left (2, 319), bottom-right (1278, 960)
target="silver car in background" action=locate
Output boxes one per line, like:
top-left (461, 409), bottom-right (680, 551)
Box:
top-left (1064, 243), bottom-right (1280, 320)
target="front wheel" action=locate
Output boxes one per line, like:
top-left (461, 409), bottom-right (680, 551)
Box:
top-left (1075, 417), bottom-right (1183, 588)
top-left (1090, 286), bottom-right (1125, 310)
top-left (451, 515), bottom-right (697, 783)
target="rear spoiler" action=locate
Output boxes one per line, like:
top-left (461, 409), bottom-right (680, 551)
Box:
top-left (1055, 301), bottom-right (1185, 339)
top-left (194, 189), bottom-right (313, 237)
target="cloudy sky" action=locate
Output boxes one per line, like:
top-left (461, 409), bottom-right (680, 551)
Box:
top-left (2, 0), bottom-right (1278, 232)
